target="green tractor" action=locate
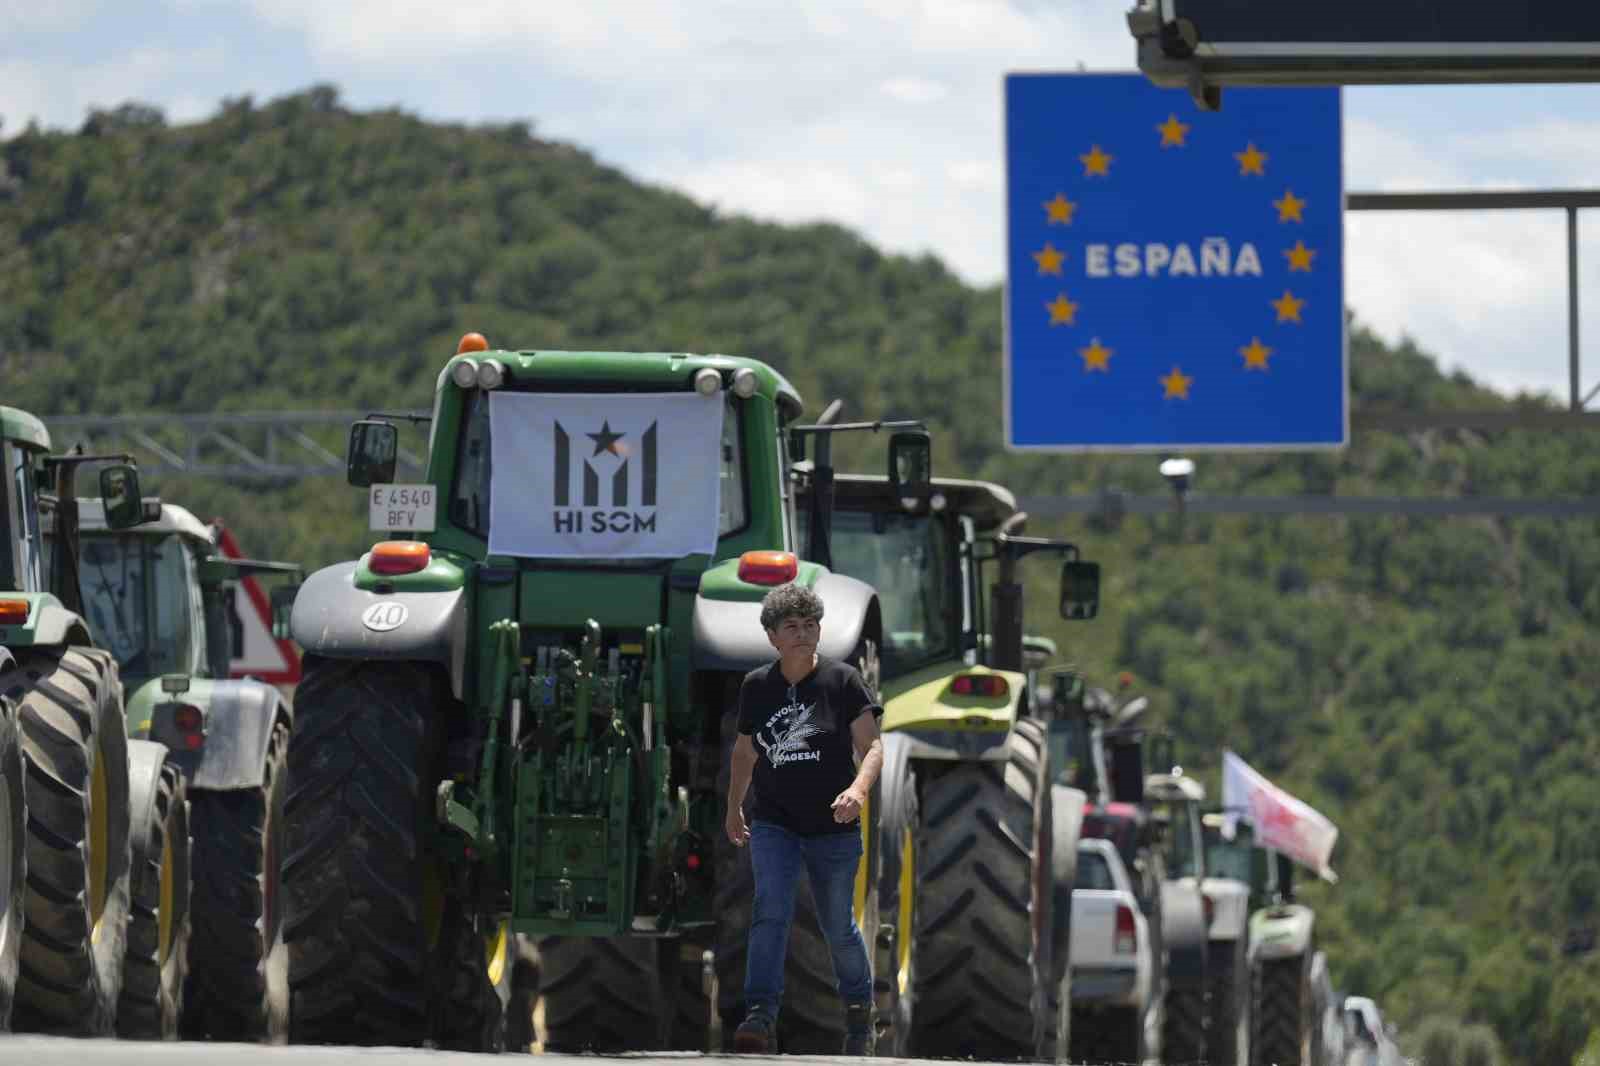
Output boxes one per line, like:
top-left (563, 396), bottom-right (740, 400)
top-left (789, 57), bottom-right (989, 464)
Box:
top-left (1204, 814), bottom-right (1320, 1066)
top-left (802, 472), bottom-right (1100, 1060)
top-left (66, 497), bottom-right (302, 1041)
top-left (0, 406), bottom-right (190, 1037)
top-left (281, 336), bottom-right (928, 1052)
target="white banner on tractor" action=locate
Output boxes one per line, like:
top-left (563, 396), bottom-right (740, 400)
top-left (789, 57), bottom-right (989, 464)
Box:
top-left (487, 391), bottom-right (725, 559)
top-left (1221, 749), bottom-right (1340, 884)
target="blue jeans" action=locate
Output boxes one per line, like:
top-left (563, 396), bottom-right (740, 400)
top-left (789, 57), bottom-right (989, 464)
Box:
top-left (743, 820), bottom-right (873, 1021)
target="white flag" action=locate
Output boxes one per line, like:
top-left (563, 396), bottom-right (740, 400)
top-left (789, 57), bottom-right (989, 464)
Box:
top-left (487, 391), bottom-right (726, 559)
top-left (1221, 749), bottom-right (1340, 884)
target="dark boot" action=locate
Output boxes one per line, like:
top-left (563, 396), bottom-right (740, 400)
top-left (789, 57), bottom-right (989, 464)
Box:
top-left (733, 1008), bottom-right (775, 1054)
top-left (843, 1001), bottom-right (875, 1056)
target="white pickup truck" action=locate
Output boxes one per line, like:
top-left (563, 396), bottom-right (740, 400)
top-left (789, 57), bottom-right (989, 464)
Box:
top-left (1069, 837), bottom-right (1159, 1065)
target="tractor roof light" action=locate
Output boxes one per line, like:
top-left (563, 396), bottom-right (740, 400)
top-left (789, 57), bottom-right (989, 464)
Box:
top-left (457, 332), bottom-right (490, 354)
top-left (476, 358), bottom-right (507, 390)
top-left (738, 550), bottom-right (798, 586)
top-left (693, 368), bottom-right (723, 397)
top-left (731, 367), bottom-right (758, 399)
top-left (0, 599), bottom-right (29, 625)
top-left (370, 540), bottom-right (432, 575)
top-left (451, 358), bottom-right (481, 389)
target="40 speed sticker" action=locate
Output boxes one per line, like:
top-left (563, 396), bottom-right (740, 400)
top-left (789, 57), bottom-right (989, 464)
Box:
top-left (361, 601), bottom-right (409, 632)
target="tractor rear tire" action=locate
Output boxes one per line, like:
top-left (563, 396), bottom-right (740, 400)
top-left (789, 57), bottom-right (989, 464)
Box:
top-left (1252, 951), bottom-right (1310, 1066)
top-left (537, 935), bottom-right (668, 1051)
top-left (873, 732), bottom-right (916, 1056)
top-left (432, 912), bottom-right (509, 1052)
top-left (661, 931), bottom-right (714, 1049)
top-left (117, 752), bottom-right (191, 1039)
top-left (1208, 936), bottom-right (1250, 1066)
top-left (284, 657), bottom-right (442, 1046)
top-left (1070, 1004), bottom-right (1142, 1065)
top-left (1163, 978), bottom-right (1208, 1065)
top-left (0, 695), bottom-right (25, 1031)
top-left (182, 719), bottom-right (289, 1041)
top-left (4, 646), bottom-right (132, 1036)
top-left (908, 717), bottom-right (1057, 1060)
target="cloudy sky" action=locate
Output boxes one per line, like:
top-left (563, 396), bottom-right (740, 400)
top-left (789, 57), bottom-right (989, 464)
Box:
top-left (5, 0), bottom-right (1598, 402)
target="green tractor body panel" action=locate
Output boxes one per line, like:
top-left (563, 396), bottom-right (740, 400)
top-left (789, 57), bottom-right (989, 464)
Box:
top-left (0, 592), bottom-right (90, 648)
top-left (290, 347), bottom-right (885, 940)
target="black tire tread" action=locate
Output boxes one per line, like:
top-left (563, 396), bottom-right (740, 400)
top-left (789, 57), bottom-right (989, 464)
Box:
top-left (118, 760), bottom-right (190, 1038)
top-left (284, 656), bottom-right (437, 1046)
top-left (1069, 1005), bottom-right (1141, 1065)
top-left (433, 913), bottom-right (506, 1053)
top-left (909, 717), bottom-right (1052, 1060)
top-left (537, 935), bottom-right (666, 1051)
top-left (1208, 936), bottom-right (1249, 1066)
top-left (1164, 979), bottom-right (1208, 1065)
top-left (0, 697), bottom-right (25, 1031)
top-left (1253, 954), bottom-right (1307, 1066)
top-left (183, 719), bottom-right (287, 1041)
top-left (3, 646), bottom-right (131, 1035)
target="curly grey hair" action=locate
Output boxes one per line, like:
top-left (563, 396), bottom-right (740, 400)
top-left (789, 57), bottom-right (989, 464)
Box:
top-left (759, 583), bottom-right (825, 632)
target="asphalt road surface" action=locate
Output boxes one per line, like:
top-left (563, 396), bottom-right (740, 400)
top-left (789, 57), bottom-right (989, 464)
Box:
top-left (0, 1039), bottom-right (944, 1066)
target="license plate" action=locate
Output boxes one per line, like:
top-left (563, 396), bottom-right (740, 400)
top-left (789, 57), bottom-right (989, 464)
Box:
top-left (369, 484), bottom-right (437, 532)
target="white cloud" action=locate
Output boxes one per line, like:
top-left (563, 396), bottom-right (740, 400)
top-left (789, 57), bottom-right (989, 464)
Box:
top-left (880, 76), bottom-right (948, 104)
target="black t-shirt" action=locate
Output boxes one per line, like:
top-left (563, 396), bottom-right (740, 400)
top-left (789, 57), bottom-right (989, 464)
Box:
top-left (736, 656), bottom-right (882, 837)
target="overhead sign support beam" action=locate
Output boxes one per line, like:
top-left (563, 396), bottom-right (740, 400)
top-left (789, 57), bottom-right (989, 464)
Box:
top-left (1128, 0), bottom-right (1600, 109)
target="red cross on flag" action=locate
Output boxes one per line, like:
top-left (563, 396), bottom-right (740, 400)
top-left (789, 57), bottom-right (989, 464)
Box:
top-left (1221, 749), bottom-right (1339, 884)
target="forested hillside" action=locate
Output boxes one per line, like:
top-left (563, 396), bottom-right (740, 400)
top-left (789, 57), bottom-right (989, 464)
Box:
top-left (5, 87), bottom-right (1599, 1064)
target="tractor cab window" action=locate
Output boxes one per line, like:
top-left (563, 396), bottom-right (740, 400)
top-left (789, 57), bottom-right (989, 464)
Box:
top-left (7, 445), bottom-right (43, 593)
top-left (450, 389), bottom-right (749, 544)
top-left (1205, 835), bottom-right (1255, 883)
top-left (1154, 800), bottom-right (1202, 879)
top-left (826, 510), bottom-right (955, 679)
top-left (79, 533), bottom-right (198, 686)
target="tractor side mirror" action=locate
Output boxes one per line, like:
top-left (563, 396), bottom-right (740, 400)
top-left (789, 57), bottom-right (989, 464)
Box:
top-left (347, 420), bottom-right (398, 487)
top-left (270, 584), bottom-right (299, 641)
top-left (1060, 560), bottom-right (1101, 619)
top-left (99, 464), bottom-right (144, 530)
top-left (888, 429), bottom-right (932, 503)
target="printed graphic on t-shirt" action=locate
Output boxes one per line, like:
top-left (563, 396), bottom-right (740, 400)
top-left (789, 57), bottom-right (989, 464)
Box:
top-left (755, 694), bottom-right (825, 767)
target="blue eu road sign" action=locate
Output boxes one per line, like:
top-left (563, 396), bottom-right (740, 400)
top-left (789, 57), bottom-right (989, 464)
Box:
top-left (1003, 72), bottom-right (1344, 451)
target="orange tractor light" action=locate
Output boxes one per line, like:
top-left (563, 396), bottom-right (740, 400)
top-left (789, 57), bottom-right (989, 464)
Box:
top-left (457, 332), bottom-right (489, 354)
top-left (738, 550), bottom-right (798, 586)
top-left (0, 599), bottom-right (29, 625)
top-left (370, 540), bottom-right (432, 575)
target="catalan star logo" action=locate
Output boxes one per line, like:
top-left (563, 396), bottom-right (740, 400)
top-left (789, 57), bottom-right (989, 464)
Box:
top-left (1271, 291), bottom-right (1306, 323)
top-left (1078, 338), bottom-right (1112, 371)
top-left (1160, 366), bottom-right (1192, 400)
top-left (1239, 337), bottom-right (1273, 370)
top-left (587, 420), bottom-right (626, 456)
top-left (1234, 142), bottom-right (1268, 176)
top-left (1033, 243), bottom-right (1066, 276)
top-left (1284, 241), bottom-right (1316, 272)
top-left (1156, 114), bottom-right (1190, 148)
top-left (1273, 189), bottom-right (1306, 223)
top-left (1047, 294), bottom-right (1079, 326)
top-left (1043, 193), bottom-right (1078, 225)
top-left (1079, 144), bottom-right (1113, 177)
